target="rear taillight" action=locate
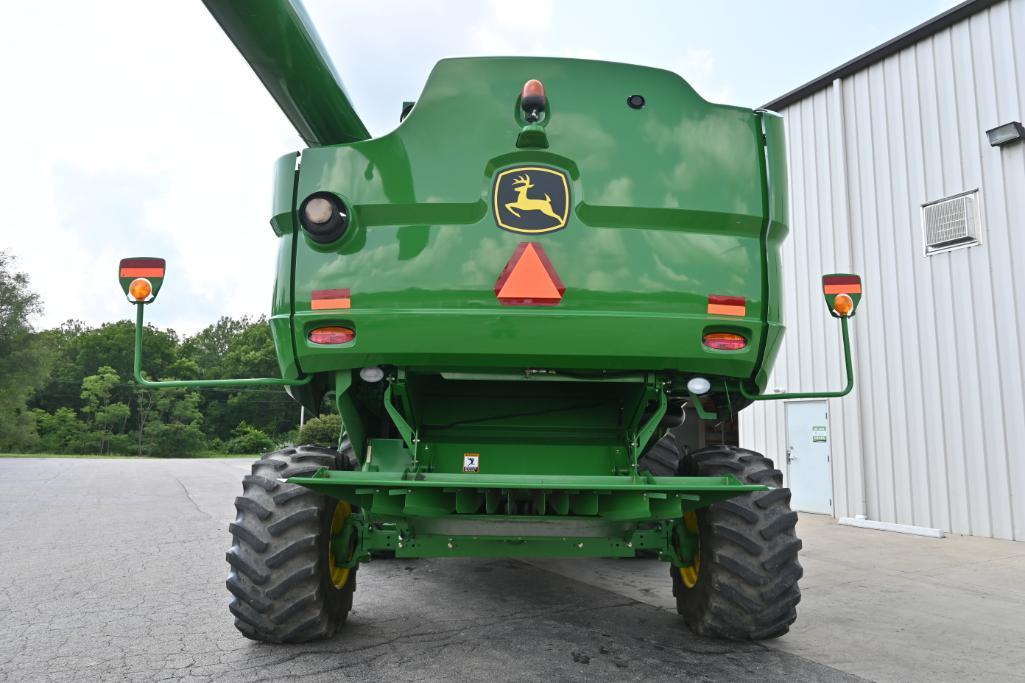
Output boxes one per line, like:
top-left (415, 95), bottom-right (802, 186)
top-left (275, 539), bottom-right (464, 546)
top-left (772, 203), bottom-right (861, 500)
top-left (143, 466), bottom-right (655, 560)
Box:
top-left (309, 326), bottom-right (355, 345)
top-left (703, 332), bottom-right (747, 351)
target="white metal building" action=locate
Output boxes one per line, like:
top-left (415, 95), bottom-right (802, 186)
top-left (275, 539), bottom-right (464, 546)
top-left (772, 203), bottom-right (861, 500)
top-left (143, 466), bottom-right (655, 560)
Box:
top-left (740, 0), bottom-right (1025, 541)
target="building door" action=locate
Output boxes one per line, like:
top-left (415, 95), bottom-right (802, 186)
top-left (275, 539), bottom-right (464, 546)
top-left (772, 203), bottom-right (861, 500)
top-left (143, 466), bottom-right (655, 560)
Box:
top-left (784, 401), bottom-right (833, 514)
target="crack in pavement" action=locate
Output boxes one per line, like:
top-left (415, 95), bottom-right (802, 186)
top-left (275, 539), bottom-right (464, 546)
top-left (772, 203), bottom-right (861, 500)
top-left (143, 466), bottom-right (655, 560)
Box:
top-left (175, 476), bottom-right (216, 521)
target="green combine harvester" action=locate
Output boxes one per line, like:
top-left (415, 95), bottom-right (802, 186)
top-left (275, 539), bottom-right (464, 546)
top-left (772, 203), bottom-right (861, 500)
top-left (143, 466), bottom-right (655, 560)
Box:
top-left (116, 0), bottom-right (864, 643)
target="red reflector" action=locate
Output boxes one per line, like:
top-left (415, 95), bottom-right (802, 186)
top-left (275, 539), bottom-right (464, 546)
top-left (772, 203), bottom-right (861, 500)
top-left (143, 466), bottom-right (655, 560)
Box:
top-left (703, 332), bottom-right (747, 351)
top-left (822, 274), bottom-right (861, 285)
top-left (120, 267), bottom-right (164, 278)
top-left (822, 279), bottom-right (863, 295)
top-left (707, 294), bottom-right (746, 316)
top-left (311, 288), bottom-right (351, 310)
top-left (494, 242), bottom-right (565, 306)
top-left (823, 274), bottom-right (862, 294)
top-left (119, 257), bottom-right (165, 279)
top-left (309, 326), bottom-right (355, 345)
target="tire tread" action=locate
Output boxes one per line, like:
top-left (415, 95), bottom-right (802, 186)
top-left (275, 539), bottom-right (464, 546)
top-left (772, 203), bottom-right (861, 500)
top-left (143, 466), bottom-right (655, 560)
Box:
top-left (673, 445), bottom-right (803, 641)
top-left (226, 444), bottom-right (357, 643)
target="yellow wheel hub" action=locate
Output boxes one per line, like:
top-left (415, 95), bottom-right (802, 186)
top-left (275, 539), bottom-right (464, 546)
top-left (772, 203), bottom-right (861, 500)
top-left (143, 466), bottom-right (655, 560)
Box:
top-left (677, 510), bottom-right (701, 589)
top-left (328, 501), bottom-right (352, 589)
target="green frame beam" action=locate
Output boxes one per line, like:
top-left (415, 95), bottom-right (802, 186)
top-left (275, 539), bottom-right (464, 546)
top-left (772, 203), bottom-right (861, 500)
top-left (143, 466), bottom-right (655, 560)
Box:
top-left (333, 515), bottom-right (693, 565)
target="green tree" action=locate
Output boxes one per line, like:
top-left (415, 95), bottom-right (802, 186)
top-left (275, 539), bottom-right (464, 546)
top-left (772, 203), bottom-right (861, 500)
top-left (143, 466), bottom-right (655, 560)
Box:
top-left (179, 316), bottom-right (248, 374)
top-left (30, 321), bottom-right (90, 415)
top-left (225, 421), bottom-right (276, 454)
top-left (23, 311), bottom-right (303, 456)
top-left (32, 407), bottom-right (84, 453)
top-left (31, 320), bottom-right (179, 416)
top-left (181, 316), bottom-right (299, 441)
top-left (80, 366), bottom-right (131, 454)
top-left (142, 387), bottom-right (206, 457)
top-left (0, 252), bottom-right (53, 451)
top-left (132, 387), bottom-right (158, 456)
top-left (76, 321), bottom-right (181, 387)
top-left (297, 413), bottom-right (342, 447)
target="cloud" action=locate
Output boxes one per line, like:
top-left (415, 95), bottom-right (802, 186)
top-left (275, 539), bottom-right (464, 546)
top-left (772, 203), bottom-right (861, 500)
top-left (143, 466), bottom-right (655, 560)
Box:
top-left (466, 0), bottom-right (556, 56)
top-left (674, 47), bottom-right (735, 103)
top-left (488, 0), bottom-right (553, 32)
top-left (0, 1), bottom-right (300, 334)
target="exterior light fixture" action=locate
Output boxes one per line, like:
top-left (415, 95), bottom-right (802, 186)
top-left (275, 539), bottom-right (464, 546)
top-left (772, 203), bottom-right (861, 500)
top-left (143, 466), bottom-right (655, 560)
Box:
top-left (299, 192), bottom-right (349, 243)
top-left (986, 121), bottom-right (1025, 147)
top-left (128, 278), bottom-right (153, 302)
top-left (687, 377), bottom-right (712, 395)
top-left (832, 293), bottom-right (855, 317)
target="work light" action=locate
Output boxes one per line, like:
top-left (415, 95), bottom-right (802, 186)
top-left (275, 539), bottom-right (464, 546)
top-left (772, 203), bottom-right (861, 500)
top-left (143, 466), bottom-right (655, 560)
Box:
top-left (687, 377), bottom-right (711, 395)
top-left (986, 121), bottom-right (1025, 147)
top-left (299, 192), bottom-right (349, 243)
top-left (304, 197), bottom-right (334, 224)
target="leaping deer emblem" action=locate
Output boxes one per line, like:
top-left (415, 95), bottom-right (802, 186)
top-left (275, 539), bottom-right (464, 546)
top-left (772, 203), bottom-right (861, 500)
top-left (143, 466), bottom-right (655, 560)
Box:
top-left (505, 174), bottom-right (561, 220)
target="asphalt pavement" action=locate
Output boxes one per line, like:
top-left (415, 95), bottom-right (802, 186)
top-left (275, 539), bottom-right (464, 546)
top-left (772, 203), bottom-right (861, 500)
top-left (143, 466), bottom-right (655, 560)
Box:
top-left (1, 458), bottom-right (1021, 682)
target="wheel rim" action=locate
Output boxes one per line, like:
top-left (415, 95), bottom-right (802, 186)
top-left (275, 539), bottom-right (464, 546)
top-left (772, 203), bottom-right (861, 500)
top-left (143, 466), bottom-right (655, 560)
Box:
top-left (678, 510), bottom-right (701, 589)
top-left (328, 501), bottom-right (352, 588)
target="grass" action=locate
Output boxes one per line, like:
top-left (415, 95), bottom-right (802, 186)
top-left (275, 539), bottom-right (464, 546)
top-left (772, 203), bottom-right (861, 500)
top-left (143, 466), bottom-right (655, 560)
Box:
top-left (0, 453), bottom-right (258, 459)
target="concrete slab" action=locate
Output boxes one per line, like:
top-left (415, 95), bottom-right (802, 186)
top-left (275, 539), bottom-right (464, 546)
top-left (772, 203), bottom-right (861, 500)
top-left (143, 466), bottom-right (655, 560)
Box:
top-left (1, 458), bottom-right (1021, 681)
top-left (525, 513), bottom-right (1025, 682)
top-left (0, 458), bottom-right (853, 682)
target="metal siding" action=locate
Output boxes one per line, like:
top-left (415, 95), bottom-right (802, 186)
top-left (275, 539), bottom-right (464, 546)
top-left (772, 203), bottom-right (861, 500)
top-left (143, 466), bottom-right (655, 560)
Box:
top-left (741, 0), bottom-right (1025, 540)
top-left (829, 79), bottom-right (865, 519)
top-left (915, 36), bottom-right (964, 533)
top-left (996, 0), bottom-right (1025, 541)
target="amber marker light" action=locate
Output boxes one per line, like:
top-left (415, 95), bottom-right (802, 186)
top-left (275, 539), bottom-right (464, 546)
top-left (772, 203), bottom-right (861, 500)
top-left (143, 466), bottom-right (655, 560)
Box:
top-left (521, 79), bottom-right (547, 123)
top-left (703, 332), bottom-right (747, 351)
top-left (522, 79), bottom-right (545, 99)
top-left (309, 326), bottom-right (355, 345)
top-left (128, 278), bottom-right (153, 302)
top-left (832, 293), bottom-right (854, 317)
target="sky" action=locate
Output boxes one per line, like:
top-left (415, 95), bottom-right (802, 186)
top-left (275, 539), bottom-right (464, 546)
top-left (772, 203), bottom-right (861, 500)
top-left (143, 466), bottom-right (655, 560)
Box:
top-left (0, 0), bottom-right (959, 335)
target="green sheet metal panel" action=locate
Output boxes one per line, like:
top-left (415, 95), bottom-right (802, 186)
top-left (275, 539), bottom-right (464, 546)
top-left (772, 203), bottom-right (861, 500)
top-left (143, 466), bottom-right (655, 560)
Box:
top-left (279, 57), bottom-right (776, 382)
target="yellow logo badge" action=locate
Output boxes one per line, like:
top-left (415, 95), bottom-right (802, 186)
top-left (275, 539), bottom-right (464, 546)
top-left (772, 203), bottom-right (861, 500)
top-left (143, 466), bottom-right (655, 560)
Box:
top-left (492, 165), bottom-right (570, 234)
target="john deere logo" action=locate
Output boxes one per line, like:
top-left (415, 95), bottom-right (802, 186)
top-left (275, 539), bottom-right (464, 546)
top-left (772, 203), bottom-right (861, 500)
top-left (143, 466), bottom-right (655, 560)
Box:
top-left (492, 165), bottom-right (570, 234)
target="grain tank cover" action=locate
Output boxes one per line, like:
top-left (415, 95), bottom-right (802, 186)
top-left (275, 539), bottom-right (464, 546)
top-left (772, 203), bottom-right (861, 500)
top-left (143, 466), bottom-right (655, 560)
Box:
top-left (391, 57), bottom-right (768, 223)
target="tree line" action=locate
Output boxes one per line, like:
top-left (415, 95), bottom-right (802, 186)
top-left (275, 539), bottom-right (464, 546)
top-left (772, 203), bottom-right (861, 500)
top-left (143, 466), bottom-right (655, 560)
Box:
top-left (0, 251), bottom-right (339, 456)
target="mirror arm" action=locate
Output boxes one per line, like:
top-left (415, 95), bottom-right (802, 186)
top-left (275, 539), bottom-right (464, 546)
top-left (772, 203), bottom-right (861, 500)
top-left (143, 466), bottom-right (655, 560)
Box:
top-left (132, 303), bottom-right (312, 388)
top-left (739, 316), bottom-right (853, 401)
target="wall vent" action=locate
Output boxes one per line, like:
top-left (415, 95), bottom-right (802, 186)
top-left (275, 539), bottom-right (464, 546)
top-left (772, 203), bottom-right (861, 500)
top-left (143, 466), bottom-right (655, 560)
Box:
top-left (921, 190), bottom-right (981, 255)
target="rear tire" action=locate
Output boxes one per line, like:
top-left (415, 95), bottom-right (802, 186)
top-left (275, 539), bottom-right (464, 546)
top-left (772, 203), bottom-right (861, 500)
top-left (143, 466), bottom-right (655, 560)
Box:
top-left (226, 444), bottom-right (357, 643)
top-left (671, 445), bottom-right (803, 640)
top-left (636, 432), bottom-right (681, 477)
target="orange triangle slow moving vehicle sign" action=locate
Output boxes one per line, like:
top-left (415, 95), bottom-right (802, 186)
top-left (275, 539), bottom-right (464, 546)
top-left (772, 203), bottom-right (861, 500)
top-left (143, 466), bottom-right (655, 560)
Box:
top-left (494, 242), bottom-right (565, 306)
